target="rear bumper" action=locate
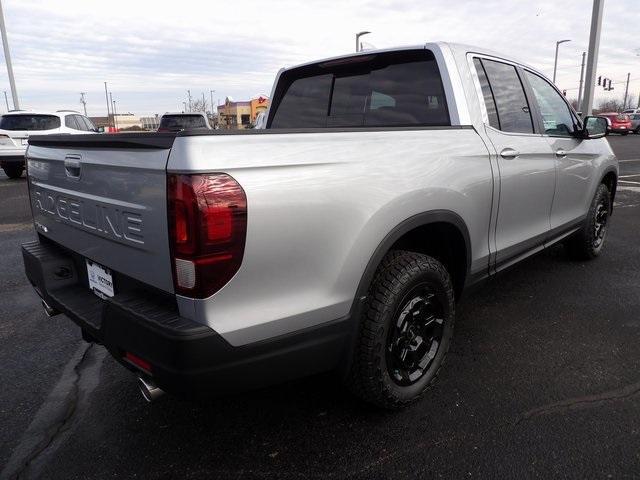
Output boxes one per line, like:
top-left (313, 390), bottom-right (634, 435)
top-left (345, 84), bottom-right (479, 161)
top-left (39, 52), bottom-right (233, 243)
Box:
top-left (22, 238), bottom-right (350, 398)
top-left (0, 153), bottom-right (25, 167)
top-left (608, 127), bottom-right (631, 133)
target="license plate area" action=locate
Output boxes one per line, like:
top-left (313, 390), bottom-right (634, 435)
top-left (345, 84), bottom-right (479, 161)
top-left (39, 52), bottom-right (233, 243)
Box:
top-left (86, 259), bottom-right (114, 298)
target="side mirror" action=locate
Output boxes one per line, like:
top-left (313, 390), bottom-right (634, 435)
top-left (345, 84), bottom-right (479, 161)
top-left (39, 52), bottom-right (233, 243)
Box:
top-left (582, 116), bottom-right (607, 139)
top-left (96, 126), bottom-right (105, 133)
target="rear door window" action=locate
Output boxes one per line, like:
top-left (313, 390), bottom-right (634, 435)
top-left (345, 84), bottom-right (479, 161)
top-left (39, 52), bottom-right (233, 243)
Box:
top-left (159, 115), bottom-right (207, 129)
top-left (269, 50), bottom-right (450, 129)
top-left (474, 58), bottom-right (533, 134)
top-left (0, 114), bottom-right (61, 131)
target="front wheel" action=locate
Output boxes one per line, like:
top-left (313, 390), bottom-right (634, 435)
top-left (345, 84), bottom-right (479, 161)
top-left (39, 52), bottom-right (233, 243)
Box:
top-left (2, 165), bottom-right (24, 179)
top-left (565, 183), bottom-right (611, 260)
top-left (345, 250), bottom-right (455, 409)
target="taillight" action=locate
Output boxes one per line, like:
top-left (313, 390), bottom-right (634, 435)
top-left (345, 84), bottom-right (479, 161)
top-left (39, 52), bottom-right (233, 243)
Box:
top-left (167, 173), bottom-right (247, 298)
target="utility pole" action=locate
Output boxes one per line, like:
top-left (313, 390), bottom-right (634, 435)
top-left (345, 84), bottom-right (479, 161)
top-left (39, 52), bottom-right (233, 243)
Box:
top-left (80, 92), bottom-right (87, 116)
top-left (552, 39), bottom-right (571, 84)
top-left (3, 90), bottom-right (8, 111)
top-left (581, 0), bottom-right (604, 116)
top-left (109, 92), bottom-right (116, 130)
top-left (577, 52), bottom-right (586, 112)
top-left (187, 90), bottom-right (192, 112)
top-left (104, 82), bottom-right (111, 127)
top-left (622, 72), bottom-right (630, 110)
top-left (355, 31), bottom-right (370, 52)
top-left (210, 89), bottom-right (215, 115)
top-left (0, 0), bottom-right (19, 110)
top-left (202, 92), bottom-right (206, 112)
top-left (112, 100), bottom-right (118, 131)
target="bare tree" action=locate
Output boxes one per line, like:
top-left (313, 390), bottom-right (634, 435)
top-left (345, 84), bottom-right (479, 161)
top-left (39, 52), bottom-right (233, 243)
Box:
top-left (595, 98), bottom-right (626, 114)
top-left (190, 98), bottom-right (209, 113)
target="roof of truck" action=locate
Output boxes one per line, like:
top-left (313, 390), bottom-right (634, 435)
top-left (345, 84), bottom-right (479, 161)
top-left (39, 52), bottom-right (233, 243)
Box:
top-left (283, 42), bottom-right (532, 72)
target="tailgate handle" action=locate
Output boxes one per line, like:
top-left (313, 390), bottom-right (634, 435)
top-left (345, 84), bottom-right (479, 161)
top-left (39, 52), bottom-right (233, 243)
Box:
top-left (64, 155), bottom-right (81, 179)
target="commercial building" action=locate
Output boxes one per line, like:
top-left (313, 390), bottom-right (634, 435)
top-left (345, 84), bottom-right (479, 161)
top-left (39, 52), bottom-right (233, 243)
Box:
top-left (218, 95), bottom-right (269, 129)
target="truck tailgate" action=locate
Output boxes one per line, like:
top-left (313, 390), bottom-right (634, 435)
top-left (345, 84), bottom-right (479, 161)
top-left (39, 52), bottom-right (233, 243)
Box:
top-left (26, 134), bottom-right (175, 293)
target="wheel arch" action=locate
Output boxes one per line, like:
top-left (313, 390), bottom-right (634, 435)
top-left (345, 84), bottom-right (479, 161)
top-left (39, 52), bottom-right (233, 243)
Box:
top-left (352, 210), bottom-right (472, 306)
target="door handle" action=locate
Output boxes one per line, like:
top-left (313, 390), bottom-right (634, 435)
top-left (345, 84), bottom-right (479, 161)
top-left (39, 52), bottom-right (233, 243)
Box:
top-left (500, 148), bottom-right (519, 159)
top-left (555, 149), bottom-right (567, 158)
top-left (64, 156), bottom-right (81, 178)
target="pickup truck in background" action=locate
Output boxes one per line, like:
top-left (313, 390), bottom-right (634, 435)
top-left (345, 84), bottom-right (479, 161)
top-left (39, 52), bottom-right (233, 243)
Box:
top-left (22, 43), bottom-right (616, 409)
top-left (157, 112), bottom-right (212, 133)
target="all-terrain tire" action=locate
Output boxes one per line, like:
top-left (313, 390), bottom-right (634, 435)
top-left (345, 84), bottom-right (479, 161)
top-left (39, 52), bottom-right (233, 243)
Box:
top-left (565, 183), bottom-right (611, 260)
top-left (345, 250), bottom-right (455, 409)
top-left (2, 165), bottom-right (23, 179)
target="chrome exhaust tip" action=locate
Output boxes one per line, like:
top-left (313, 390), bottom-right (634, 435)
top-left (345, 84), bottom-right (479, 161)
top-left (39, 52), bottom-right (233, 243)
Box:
top-left (41, 299), bottom-right (59, 317)
top-left (138, 377), bottom-right (164, 403)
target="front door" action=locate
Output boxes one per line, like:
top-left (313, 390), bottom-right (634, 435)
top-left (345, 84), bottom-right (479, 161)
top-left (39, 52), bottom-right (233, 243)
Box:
top-left (522, 70), bottom-right (600, 233)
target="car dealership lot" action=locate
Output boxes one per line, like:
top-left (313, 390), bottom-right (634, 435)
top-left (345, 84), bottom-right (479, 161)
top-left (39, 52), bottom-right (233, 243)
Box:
top-left (1, 136), bottom-right (640, 479)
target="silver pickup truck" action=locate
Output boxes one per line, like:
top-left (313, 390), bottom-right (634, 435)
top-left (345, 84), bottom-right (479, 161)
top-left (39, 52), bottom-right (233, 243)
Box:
top-left (22, 42), bottom-right (617, 409)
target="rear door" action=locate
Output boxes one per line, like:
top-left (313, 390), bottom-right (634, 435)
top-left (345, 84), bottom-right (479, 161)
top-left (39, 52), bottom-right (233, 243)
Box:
top-left (472, 57), bottom-right (556, 270)
top-left (26, 136), bottom-right (175, 293)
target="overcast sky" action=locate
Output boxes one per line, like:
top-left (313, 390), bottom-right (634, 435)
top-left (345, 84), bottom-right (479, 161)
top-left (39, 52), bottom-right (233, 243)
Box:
top-left (1, 0), bottom-right (638, 116)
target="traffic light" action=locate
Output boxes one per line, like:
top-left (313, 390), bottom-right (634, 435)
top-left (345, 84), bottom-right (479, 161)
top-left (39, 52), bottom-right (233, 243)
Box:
top-left (598, 76), bottom-right (602, 86)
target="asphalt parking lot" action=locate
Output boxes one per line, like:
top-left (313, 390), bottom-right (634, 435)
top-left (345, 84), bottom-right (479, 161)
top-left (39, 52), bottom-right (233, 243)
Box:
top-left (1, 136), bottom-right (639, 479)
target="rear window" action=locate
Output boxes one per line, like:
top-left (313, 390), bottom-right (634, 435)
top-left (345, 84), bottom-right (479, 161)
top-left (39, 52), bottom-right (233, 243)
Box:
top-left (269, 50), bottom-right (450, 129)
top-left (616, 114), bottom-right (630, 122)
top-left (0, 114), bottom-right (60, 131)
top-left (159, 114), bottom-right (207, 129)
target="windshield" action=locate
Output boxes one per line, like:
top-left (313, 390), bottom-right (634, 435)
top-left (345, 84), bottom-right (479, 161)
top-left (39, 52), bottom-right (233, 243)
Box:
top-left (0, 114), bottom-right (61, 131)
top-left (159, 115), bottom-right (207, 130)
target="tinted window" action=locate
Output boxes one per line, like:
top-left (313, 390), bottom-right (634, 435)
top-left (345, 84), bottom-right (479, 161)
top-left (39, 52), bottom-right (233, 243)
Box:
top-left (159, 114), bottom-right (207, 130)
top-left (72, 115), bottom-right (87, 130)
top-left (65, 115), bottom-right (77, 129)
top-left (473, 58), bottom-right (500, 129)
top-left (480, 59), bottom-right (533, 133)
top-left (82, 116), bottom-right (96, 131)
top-left (269, 74), bottom-right (333, 128)
top-left (270, 50), bottom-right (449, 128)
top-left (0, 114), bottom-right (60, 131)
top-left (524, 71), bottom-right (576, 137)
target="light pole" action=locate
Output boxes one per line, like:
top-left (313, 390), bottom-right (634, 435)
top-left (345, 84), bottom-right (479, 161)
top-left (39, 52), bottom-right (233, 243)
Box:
top-left (581, 0), bottom-right (604, 116)
top-left (104, 82), bottom-right (111, 127)
top-left (0, 0), bottom-right (19, 110)
top-left (210, 89), bottom-right (215, 115)
top-left (577, 52), bottom-right (586, 112)
top-left (355, 31), bottom-right (370, 52)
top-left (553, 39), bottom-right (571, 84)
top-left (187, 90), bottom-right (192, 112)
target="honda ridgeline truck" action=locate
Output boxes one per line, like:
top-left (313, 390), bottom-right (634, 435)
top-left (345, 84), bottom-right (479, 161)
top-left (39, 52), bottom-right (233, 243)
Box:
top-left (22, 43), bottom-right (616, 408)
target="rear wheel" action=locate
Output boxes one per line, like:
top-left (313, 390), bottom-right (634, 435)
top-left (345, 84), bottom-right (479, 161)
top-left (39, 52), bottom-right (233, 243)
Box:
top-left (565, 183), bottom-right (611, 260)
top-left (2, 165), bottom-right (24, 179)
top-left (346, 250), bottom-right (455, 409)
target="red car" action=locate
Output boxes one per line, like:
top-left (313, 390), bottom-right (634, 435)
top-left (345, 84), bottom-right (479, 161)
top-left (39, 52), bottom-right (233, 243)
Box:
top-left (599, 112), bottom-right (633, 135)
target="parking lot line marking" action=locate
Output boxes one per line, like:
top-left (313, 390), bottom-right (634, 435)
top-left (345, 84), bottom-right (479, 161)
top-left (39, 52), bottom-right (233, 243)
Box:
top-left (619, 158), bottom-right (640, 163)
top-left (619, 174), bottom-right (640, 178)
top-left (619, 180), bottom-right (640, 185)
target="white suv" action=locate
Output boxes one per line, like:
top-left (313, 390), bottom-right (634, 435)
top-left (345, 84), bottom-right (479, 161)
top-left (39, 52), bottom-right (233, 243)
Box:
top-left (0, 110), bottom-right (98, 179)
